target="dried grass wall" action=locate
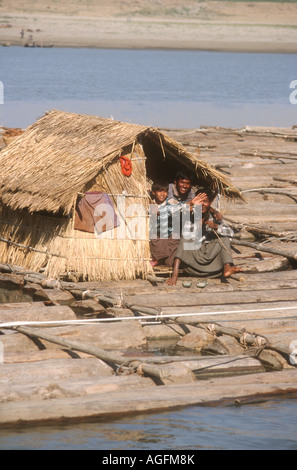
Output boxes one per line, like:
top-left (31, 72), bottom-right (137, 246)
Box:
top-left (0, 204), bottom-right (71, 278)
top-left (80, 141), bottom-right (152, 281)
top-left (0, 142), bottom-right (152, 281)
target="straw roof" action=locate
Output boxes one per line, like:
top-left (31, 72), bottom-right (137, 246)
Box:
top-left (0, 110), bottom-right (242, 215)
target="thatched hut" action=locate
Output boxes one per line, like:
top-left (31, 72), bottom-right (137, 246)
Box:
top-left (0, 110), bottom-right (242, 281)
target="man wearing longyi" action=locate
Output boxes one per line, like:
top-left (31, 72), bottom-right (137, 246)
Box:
top-left (166, 188), bottom-right (242, 286)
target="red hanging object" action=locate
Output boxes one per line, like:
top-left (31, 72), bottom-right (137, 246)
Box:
top-left (120, 155), bottom-right (132, 177)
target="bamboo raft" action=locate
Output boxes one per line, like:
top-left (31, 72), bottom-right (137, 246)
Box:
top-left (0, 125), bottom-right (297, 426)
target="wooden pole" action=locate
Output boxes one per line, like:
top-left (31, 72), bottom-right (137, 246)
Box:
top-left (11, 325), bottom-right (179, 382)
top-left (171, 321), bottom-right (267, 348)
top-left (231, 239), bottom-right (297, 262)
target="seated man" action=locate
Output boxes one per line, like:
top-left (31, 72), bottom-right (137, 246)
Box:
top-left (166, 188), bottom-right (242, 285)
top-left (149, 180), bottom-right (206, 267)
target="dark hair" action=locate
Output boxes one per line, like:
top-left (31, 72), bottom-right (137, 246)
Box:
top-left (174, 170), bottom-right (192, 183)
top-left (195, 187), bottom-right (217, 202)
top-left (151, 181), bottom-right (169, 193)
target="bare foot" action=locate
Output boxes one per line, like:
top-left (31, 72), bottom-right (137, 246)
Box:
top-left (223, 264), bottom-right (243, 278)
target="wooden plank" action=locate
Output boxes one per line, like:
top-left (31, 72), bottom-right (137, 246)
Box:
top-left (265, 332), bottom-right (297, 361)
top-left (161, 300), bottom-right (297, 321)
top-left (212, 319), bottom-right (297, 338)
top-left (180, 355), bottom-right (266, 378)
top-left (0, 356), bottom-right (266, 402)
top-left (124, 289), bottom-right (297, 308)
top-left (4, 349), bottom-right (92, 364)
top-left (1, 370), bottom-right (296, 426)
top-left (0, 305), bottom-right (77, 324)
top-left (0, 321), bottom-right (147, 353)
top-left (0, 375), bottom-right (155, 403)
top-left (227, 270), bottom-right (297, 282)
top-left (0, 358), bottom-right (114, 385)
top-left (0, 302), bottom-right (47, 310)
top-left (12, 325), bottom-right (199, 384)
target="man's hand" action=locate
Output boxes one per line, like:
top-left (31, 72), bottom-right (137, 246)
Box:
top-left (204, 220), bottom-right (218, 230)
top-left (210, 208), bottom-right (223, 221)
top-left (191, 193), bottom-right (207, 205)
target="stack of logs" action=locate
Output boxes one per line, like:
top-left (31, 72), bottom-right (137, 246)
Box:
top-left (0, 125), bottom-right (297, 425)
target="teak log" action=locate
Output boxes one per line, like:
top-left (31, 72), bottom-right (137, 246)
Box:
top-left (225, 217), bottom-right (291, 238)
top-left (2, 370), bottom-right (297, 426)
top-left (10, 326), bottom-right (193, 383)
top-left (0, 304), bottom-right (76, 325)
top-left (231, 239), bottom-right (297, 262)
top-left (273, 177), bottom-right (297, 186)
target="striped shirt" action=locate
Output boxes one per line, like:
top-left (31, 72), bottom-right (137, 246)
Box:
top-left (183, 213), bottom-right (234, 245)
top-left (149, 199), bottom-right (183, 239)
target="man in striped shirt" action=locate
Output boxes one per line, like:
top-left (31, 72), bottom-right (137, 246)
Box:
top-left (166, 188), bottom-right (242, 285)
top-left (149, 180), bottom-right (207, 267)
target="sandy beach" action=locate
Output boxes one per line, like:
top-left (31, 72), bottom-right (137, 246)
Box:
top-left (0, 0), bottom-right (297, 53)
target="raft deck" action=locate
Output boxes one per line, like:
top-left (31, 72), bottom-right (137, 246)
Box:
top-left (0, 125), bottom-right (296, 426)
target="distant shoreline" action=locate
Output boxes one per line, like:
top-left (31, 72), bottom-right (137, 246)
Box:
top-left (2, 39), bottom-right (297, 55)
top-left (1, 12), bottom-right (297, 54)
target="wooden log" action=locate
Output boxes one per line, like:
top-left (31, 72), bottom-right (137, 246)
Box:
top-left (0, 301), bottom-right (44, 310)
top-left (0, 321), bottom-right (147, 353)
top-left (265, 332), bottom-right (297, 363)
top-left (0, 304), bottom-right (77, 325)
top-left (124, 288), bottom-right (297, 308)
top-left (176, 328), bottom-right (215, 352)
top-left (70, 299), bottom-right (107, 317)
top-left (258, 350), bottom-right (289, 371)
top-left (273, 176), bottom-right (297, 186)
top-left (124, 302), bottom-right (163, 317)
top-left (1, 370), bottom-right (297, 426)
top-left (200, 334), bottom-right (245, 356)
top-left (142, 322), bottom-right (191, 341)
top-left (4, 348), bottom-right (92, 363)
top-left (0, 263), bottom-right (42, 275)
top-left (231, 239), bottom-right (297, 262)
top-left (0, 273), bottom-right (24, 289)
top-left (242, 257), bottom-right (290, 274)
top-left (7, 325), bottom-right (193, 383)
top-left (0, 357), bottom-right (114, 386)
top-left (32, 288), bottom-right (75, 303)
top-left (10, 325), bottom-right (142, 366)
top-left (245, 189), bottom-right (297, 203)
top-left (202, 324), bottom-right (267, 348)
top-left (0, 374), bottom-right (155, 403)
top-left (106, 307), bottom-right (135, 318)
top-left (0, 264), bottom-right (15, 273)
top-left (225, 217), bottom-right (291, 239)
top-left (182, 355), bottom-right (266, 378)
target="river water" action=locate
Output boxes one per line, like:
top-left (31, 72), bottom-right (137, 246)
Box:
top-left (0, 47), bottom-right (296, 129)
top-left (0, 46), bottom-right (297, 450)
top-left (0, 399), bottom-right (297, 450)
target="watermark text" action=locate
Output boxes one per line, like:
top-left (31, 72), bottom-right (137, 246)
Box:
top-left (0, 341), bottom-right (3, 365)
top-left (289, 340), bottom-right (297, 366)
top-left (0, 81), bottom-right (3, 104)
top-left (289, 80), bottom-right (297, 105)
top-left (93, 196), bottom-right (202, 250)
